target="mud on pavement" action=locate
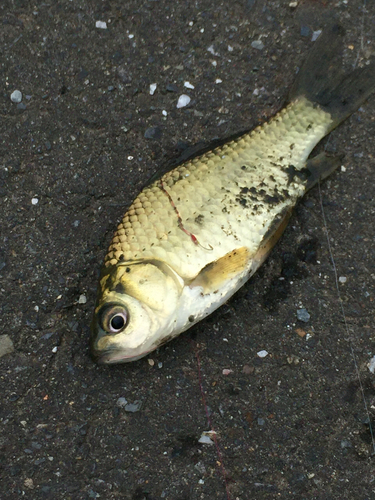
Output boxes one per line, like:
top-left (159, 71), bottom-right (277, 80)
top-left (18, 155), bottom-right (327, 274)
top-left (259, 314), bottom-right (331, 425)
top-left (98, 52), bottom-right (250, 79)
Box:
top-left (1, 1), bottom-right (375, 499)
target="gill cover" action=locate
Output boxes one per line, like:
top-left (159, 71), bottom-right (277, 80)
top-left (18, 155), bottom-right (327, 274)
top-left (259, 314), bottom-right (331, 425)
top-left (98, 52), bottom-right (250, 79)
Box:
top-left (90, 260), bottom-right (183, 363)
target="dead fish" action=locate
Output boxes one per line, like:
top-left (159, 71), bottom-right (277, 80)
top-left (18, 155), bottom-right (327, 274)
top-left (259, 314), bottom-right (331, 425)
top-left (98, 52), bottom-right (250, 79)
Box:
top-left (90, 25), bottom-right (375, 364)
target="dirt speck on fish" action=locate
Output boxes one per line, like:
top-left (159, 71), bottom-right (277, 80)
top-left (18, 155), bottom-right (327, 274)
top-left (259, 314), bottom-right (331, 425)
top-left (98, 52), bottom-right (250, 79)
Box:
top-left (91, 25), bottom-right (375, 364)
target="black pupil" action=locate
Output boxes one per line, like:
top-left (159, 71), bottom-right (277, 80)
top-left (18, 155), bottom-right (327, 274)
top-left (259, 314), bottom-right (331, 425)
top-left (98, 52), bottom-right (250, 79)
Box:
top-left (110, 314), bottom-right (125, 330)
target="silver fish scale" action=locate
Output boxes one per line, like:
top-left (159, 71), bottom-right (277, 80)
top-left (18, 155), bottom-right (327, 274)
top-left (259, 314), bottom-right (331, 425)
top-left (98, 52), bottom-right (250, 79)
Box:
top-left (105, 97), bottom-right (332, 279)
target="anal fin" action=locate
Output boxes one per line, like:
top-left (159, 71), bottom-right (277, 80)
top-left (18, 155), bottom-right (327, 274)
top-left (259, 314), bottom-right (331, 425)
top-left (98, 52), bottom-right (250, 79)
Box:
top-left (251, 206), bottom-right (293, 274)
top-left (189, 247), bottom-right (250, 294)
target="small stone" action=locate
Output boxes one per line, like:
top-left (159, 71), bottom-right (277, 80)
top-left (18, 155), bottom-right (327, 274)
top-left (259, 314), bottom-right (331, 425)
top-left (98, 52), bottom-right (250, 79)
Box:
top-left (52, 346), bottom-right (58, 353)
top-left (295, 328), bottom-right (306, 338)
top-left (162, 110), bottom-right (167, 116)
top-left (368, 356), bottom-right (375, 374)
top-left (251, 40), bottom-right (264, 50)
top-left (149, 83), bottom-right (157, 95)
top-left (0, 335), bottom-right (14, 359)
top-left (257, 418), bottom-right (265, 426)
top-left (289, 1), bottom-right (298, 8)
top-left (78, 294), bottom-right (87, 304)
top-left (338, 276), bottom-right (347, 283)
top-left (17, 102), bottom-right (27, 110)
top-left (177, 94), bottom-right (191, 108)
top-left (10, 90), bottom-right (22, 103)
top-left (341, 165), bottom-right (346, 172)
top-left (297, 308), bottom-right (310, 323)
top-left (312, 30), bottom-right (322, 42)
top-left (95, 21), bottom-right (107, 29)
top-left (31, 197), bottom-right (38, 205)
top-left (125, 401), bottom-right (142, 412)
top-left (198, 434), bottom-right (214, 445)
top-left (207, 45), bottom-right (219, 56)
top-left (116, 397), bottom-right (128, 408)
top-left (144, 127), bottom-right (162, 140)
top-left (148, 358), bottom-right (155, 366)
top-left (24, 478), bottom-right (34, 489)
top-left (257, 350), bottom-right (268, 358)
top-left (184, 81), bottom-right (195, 89)
top-left (222, 368), bottom-right (233, 375)
top-left (215, 78), bottom-right (222, 84)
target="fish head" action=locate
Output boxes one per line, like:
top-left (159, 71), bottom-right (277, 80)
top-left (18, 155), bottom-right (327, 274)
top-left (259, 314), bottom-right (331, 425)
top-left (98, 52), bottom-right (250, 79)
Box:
top-left (90, 260), bottom-right (183, 363)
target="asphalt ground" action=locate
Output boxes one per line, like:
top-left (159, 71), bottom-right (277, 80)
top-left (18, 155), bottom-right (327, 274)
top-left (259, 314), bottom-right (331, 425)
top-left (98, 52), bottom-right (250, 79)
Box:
top-left (0, 1), bottom-right (374, 499)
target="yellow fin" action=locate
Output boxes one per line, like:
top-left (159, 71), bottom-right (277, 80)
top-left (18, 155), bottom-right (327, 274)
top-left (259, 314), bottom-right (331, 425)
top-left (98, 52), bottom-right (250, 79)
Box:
top-left (190, 247), bottom-right (250, 294)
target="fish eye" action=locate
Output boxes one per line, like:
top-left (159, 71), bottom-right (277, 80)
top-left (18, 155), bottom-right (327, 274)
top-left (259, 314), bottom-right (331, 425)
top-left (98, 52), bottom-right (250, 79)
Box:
top-left (99, 305), bottom-right (128, 334)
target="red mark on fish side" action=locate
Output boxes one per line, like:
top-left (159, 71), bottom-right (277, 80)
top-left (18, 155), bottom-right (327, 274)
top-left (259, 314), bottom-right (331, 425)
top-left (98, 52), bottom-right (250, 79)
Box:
top-left (159, 180), bottom-right (212, 250)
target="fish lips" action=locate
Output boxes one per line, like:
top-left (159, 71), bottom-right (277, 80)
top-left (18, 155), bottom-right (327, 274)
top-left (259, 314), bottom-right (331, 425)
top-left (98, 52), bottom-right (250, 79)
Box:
top-left (90, 321), bottom-right (151, 364)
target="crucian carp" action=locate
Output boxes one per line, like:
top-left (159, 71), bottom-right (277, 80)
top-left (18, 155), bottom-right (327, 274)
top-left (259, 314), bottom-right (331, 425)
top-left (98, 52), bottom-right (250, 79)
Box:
top-left (90, 25), bottom-right (375, 364)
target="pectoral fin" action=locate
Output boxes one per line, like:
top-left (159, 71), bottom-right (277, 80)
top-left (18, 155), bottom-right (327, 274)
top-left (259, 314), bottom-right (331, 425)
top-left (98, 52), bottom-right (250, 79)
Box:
top-left (189, 247), bottom-right (250, 294)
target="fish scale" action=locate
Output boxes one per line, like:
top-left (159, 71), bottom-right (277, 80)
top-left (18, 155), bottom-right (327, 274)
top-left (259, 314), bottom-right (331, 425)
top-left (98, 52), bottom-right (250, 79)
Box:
top-left (105, 98), bottom-right (331, 278)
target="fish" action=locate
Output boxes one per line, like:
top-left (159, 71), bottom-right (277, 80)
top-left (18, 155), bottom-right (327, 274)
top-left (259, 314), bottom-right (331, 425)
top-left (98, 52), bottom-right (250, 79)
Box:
top-left (90, 24), bottom-right (375, 364)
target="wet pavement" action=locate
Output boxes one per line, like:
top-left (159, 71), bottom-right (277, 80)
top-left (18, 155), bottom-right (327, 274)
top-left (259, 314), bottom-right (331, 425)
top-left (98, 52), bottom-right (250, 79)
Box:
top-left (1, 1), bottom-right (375, 499)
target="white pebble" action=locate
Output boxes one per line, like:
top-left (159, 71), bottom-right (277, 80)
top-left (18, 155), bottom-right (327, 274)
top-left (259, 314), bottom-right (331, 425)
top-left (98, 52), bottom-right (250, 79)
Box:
top-left (78, 294), bottom-right (87, 304)
top-left (31, 198), bottom-right (39, 205)
top-left (127, 156), bottom-right (133, 160)
top-left (11, 90), bottom-right (22, 103)
top-left (311, 30), bottom-right (322, 42)
top-left (368, 356), bottom-right (375, 374)
top-left (228, 45), bottom-right (233, 52)
top-left (211, 60), bottom-right (217, 67)
top-left (222, 368), bottom-right (233, 375)
top-left (198, 435), bottom-right (214, 445)
top-left (128, 34), bottom-right (134, 39)
top-left (257, 350), bottom-right (268, 358)
top-left (188, 21), bottom-right (194, 26)
top-left (215, 78), bottom-right (222, 84)
top-left (198, 479), bottom-right (205, 484)
top-left (251, 40), bottom-right (264, 50)
top-left (162, 110), bottom-right (168, 116)
top-left (34, 306), bottom-right (39, 312)
top-left (149, 83), bottom-right (157, 95)
top-left (184, 81), bottom-right (195, 89)
top-left (176, 94), bottom-right (191, 108)
top-left (95, 21), bottom-right (107, 29)
top-left (338, 276), bottom-right (347, 283)
top-left (207, 45), bottom-right (218, 55)
top-left (341, 165), bottom-right (346, 172)
top-left (52, 347), bottom-right (58, 353)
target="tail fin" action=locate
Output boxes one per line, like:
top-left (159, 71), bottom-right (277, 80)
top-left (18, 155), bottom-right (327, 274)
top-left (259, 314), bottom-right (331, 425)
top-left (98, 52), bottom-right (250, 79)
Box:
top-left (289, 24), bottom-right (375, 130)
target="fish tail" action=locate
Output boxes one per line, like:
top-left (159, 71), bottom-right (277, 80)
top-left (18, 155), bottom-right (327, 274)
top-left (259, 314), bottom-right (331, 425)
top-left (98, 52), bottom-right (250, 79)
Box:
top-left (289, 24), bottom-right (375, 130)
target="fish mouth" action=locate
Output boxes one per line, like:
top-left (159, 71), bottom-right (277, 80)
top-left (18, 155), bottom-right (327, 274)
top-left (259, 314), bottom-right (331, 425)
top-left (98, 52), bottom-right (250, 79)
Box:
top-left (90, 341), bottom-right (152, 364)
